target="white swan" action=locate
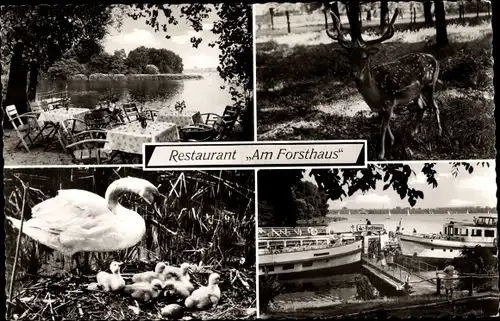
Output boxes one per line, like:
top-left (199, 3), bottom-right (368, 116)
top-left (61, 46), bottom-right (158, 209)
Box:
top-left (6, 177), bottom-right (169, 256)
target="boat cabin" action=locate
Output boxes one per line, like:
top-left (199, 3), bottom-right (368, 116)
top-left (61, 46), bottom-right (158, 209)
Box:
top-left (444, 216), bottom-right (497, 243)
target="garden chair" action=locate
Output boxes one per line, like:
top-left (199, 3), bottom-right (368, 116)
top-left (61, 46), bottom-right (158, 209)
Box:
top-left (64, 129), bottom-right (111, 164)
top-left (61, 118), bottom-right (89, 146)
top-left (29, 101), bottom-right (45, 114)
top-left (84, 113), bottom-right (112, 130)
top-left (178, 105), bottom-right (241, 142)
top-left (121, 103), bottom-right (140, 123)
top-left (4, 105), bottom-right (44, 152)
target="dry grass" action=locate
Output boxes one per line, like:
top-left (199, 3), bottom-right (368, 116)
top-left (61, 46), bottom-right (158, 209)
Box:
top-left (4, 167), bottom-right (256, 320)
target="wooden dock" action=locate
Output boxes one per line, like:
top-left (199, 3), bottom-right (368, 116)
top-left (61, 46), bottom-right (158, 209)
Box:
top-left (361, 257), bottom-right (436, 296)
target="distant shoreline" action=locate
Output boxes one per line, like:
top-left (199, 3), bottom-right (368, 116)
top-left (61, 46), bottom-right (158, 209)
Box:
top-left (66, 73), bottom-right (204, 81)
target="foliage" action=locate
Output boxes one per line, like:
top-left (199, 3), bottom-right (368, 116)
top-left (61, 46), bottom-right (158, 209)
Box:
top-left (258, 162), bottom-right (489, 226)
top-left (453, 245), bottom-right (498, 292)
top-left (258, 275), bottom-right (285, 313)
top-left (46, 58), bottom-right (86, 80)
top-left (143, 64), bottom-right (160, 74)
top-left (1, 4), bottom-right (119, 113)
top-left (126, 46), bottom-right (183, 74)
top-left (86, 51), bottom-right (127, 74)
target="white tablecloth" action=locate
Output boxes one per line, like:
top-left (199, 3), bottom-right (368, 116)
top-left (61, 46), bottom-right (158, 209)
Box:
top-left (155, 110), bottom-right (202, 127)
top-left (103, 121), bottom-right (179, 155)
top-left (37, 108), bottom-right (88, 130)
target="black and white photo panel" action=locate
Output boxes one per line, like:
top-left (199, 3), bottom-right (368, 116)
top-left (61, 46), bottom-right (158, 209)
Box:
top-left (4, 167), bottom-right (256, 320)
top-left (255, 1), bottom-right (495, 161)
top-left (257, 161), bottom-right (498, 318)
top-left (2, 3), bottom-right (253, 166)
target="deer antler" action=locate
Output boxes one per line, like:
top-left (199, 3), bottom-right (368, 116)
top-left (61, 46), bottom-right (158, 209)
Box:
top-left (364, 8), bottom-right (399, 46)
top-left (323, 1), bottom-right (350, 49)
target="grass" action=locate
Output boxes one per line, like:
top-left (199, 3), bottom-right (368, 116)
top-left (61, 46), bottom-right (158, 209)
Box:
top-left (4, 168), bottom-right (256, 320)
top-left (256, 20), bottom-right (495, 161)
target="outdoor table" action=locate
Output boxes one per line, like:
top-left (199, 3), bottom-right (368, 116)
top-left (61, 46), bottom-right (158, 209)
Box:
top-left (36, 107), bottom-right (89, 151)
top-left (155, 110), bottom-right (202, 127)
top-left (103, 121), bottom-right (179, 156)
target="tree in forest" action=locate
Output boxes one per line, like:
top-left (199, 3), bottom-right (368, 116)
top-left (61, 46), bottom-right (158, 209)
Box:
top-left (258, 162), bottom-right (490, 226)
top-left (434, 0), bottom-right (449, 47)
top-left (424, 0), bottom-right (434, 27)
top-left (1, 5), bottom-right (120, 114)
top-left (293, 181), bottom-right (329, 221)
top-left (380, 0), bottom-right (389, 31)
top-left (46, 58), bottom-right (87, 80)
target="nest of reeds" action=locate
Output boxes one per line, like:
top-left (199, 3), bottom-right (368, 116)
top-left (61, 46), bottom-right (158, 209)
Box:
top-left (8, 261), bottom-right (256, 320)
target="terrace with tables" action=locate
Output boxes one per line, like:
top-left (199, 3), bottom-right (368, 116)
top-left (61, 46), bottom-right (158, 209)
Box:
top-left (3, 93), bottom-right (244, 165)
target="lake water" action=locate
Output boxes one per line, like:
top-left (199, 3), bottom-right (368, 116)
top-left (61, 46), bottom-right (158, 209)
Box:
top-left (37, 71), bottom-right (233, 116)
top-left (325, 213), bottom-right (498, 235)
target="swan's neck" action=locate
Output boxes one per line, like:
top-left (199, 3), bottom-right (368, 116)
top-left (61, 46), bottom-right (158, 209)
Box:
top-left (105, 177), bottom-right (148, 212)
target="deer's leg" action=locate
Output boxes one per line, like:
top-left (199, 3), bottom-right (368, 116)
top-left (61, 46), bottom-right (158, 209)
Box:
top-left (411, 97), bottom-right (426, 137)
top-left (423, 86), bottom-right (442, 136)
top-left (378, 110), bottom-right (393, 160)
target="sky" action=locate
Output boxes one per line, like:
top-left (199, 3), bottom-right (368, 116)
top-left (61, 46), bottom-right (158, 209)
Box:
top-left (302, 162), bottom-right (497, 210)
top-left (103, 5), bottom-right (220, 70)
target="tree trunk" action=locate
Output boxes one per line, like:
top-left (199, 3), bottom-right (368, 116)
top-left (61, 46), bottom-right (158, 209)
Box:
top-left (5, 42), bottom-right (29, 119)
top-left (27, 60), bottom-right (40, 102)
top-left (332, 2), bottom-right (342, 30)
top-left (380, 0), bottom-right (389, 31)
top-left (434, 0), bottom-right (449, 47)
top-left (285, 11), bottom-right (291, 33)
top-left (493, 0), bottom-right (498, 125)
top-left (347, 0), bottom-right (362, 42)
top-left (424, 0), bottom-right (434, 27)
top-left (269, 8), bottom-right (274, 30)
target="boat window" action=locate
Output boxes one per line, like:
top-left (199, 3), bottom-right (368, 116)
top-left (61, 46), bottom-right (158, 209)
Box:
top-left (472, 229), bottom-right (482, 237)
top-left (444, 227), bottom-right (447, 234)
top-left (302, 262), bottom-right (313, 268)
top-left (485, 230), bottom-right (495, 237)
top-left (460, 229), bottom-right (468, 236)
top-left (282, 264), bottom-right (294, 270)
top-left (454, 228), bottom-right (458, 235)
top-left (268, 266), bottom-right (275, 272)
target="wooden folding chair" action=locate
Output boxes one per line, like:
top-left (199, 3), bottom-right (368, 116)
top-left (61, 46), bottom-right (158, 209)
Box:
top-left (121, 103), bottom-right (140, 123)
top-left (179, 106), bottom-right (241, 142)
top-left (64, 130), bottom-right (110, 164)
top-left (84, 113), bottom-right (112, 130)
top-left (29, 101), bottom-right (44, 114)
top-left (61, 118), bottom-right (89, 146)
top-left (4, 105), bottom-right (43, 152)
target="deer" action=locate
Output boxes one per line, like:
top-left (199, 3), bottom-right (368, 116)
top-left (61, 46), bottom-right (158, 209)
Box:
top-left (323, 4), bottom-right (442, 160)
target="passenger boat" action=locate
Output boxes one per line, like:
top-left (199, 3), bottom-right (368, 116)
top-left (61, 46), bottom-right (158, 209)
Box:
top-left (398, 216), bottom-right (497, 268)
top-left (258, 225), bottom-right (391, 278)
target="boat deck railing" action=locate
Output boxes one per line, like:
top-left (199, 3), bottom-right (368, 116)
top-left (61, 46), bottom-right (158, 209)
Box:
top-left (259, 239), bottom-right (357, 255)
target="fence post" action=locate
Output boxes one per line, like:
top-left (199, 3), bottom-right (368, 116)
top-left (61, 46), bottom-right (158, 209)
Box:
top-left (436, 276), bottom-right (441, 295)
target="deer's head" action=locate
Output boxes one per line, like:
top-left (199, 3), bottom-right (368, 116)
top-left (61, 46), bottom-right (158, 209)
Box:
top-left (324, 4), bottom-right (399, 78)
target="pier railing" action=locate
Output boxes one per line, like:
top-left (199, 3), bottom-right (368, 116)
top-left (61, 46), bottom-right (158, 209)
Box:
top-left (400, 256), bottom-right (438, 275)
